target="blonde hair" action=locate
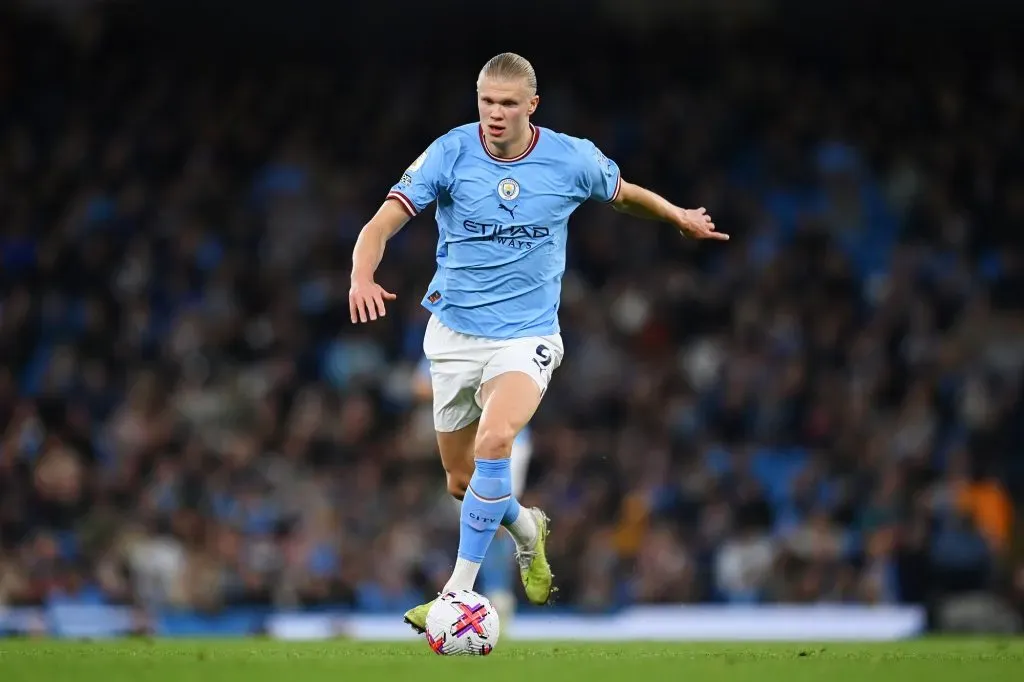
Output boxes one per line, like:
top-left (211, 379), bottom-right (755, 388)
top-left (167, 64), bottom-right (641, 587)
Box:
top-left (478, 53), bottom-right (538, 95)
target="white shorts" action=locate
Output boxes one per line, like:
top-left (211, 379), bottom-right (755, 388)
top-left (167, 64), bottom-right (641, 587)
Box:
top-left (423, 314), bottom-right (564, 434)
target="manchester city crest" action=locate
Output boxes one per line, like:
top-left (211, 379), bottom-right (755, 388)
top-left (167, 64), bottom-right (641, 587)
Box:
top-left (497, 178), bottom-right (520, 201)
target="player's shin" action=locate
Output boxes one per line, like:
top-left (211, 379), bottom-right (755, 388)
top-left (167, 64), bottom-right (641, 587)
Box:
top-left (445, 458), bottom-right (513, 592)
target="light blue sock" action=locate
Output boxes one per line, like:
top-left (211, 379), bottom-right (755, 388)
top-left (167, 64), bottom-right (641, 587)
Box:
top-left (479, 490), bottom-right (521, 593)
top-left (457, 458), bottom-right (513, 563)
top-left (503, 496), bottom-right (522, 525)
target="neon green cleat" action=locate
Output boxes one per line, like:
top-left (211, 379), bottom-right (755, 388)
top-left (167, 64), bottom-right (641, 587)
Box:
top-left (516, 508), bottom-right (554, 605)
top-left (403, 598), bottom-right (435, 633)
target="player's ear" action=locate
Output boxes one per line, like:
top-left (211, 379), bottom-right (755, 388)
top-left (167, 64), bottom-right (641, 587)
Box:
top-left (528, 95), bottom-right (539, 116)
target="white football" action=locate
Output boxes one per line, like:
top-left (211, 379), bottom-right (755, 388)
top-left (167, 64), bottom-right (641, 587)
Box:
top-left (424, 589), bottom-right (500, 656)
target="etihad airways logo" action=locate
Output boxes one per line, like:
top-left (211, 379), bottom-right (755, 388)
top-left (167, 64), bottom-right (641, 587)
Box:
top-left (462, 220), bottom-right (549, 250)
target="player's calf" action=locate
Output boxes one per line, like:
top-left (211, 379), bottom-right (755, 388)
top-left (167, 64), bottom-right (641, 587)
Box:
top-left (446, 470), bottom-right (470, 500)
top-left (438, 423), bottom-right (477, 501)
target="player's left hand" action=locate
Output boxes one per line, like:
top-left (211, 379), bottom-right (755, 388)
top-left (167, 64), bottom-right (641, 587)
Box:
top-left (674, 207), bottom-right (729, 241)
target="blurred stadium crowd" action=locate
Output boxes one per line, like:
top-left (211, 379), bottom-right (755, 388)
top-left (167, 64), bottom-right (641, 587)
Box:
top-left (1, 8), bottom-right (1022, 626)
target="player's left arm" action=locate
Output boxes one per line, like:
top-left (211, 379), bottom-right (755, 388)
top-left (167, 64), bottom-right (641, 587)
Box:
top-left (611, 180), bottom-right (728, 241)
top-left (577, 138), bottom-right (728, 241)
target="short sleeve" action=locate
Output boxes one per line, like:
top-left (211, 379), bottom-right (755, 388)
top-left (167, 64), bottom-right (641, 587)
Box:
top-left (387, 135), bottom-right (453, 216)
top-left (576, 138), bottom-right (622, 203)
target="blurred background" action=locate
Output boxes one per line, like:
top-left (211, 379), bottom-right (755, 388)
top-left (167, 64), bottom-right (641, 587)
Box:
top-left (1, 0), bottom-right (1022, 638)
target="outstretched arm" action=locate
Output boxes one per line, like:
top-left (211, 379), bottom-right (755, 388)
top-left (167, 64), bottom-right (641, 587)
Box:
top-left (610, 180), bottom-right (729, 241)
top-left (349, 199), bottom-right (412, 323)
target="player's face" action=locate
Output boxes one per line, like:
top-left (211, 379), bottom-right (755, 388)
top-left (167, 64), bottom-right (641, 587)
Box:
top-left (477, 76), bottom-right (539, 148)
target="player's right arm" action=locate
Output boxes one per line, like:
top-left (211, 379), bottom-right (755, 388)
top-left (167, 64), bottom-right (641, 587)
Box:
top-left (349, 201), bottom-right (410, 323)
top-left (349, 135), bottom-right (454, 323)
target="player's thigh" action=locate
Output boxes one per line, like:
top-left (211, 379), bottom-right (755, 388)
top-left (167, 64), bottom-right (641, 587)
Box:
top-left (475, 335), bottom-right (564, 458)
top-left (476, 371), bottom-right (541, 457)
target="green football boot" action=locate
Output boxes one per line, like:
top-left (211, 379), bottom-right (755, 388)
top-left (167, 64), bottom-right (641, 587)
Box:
top-left (516, 508), bottom-right (554, 605)
top-left (403, 598), bottom-right (436, 633)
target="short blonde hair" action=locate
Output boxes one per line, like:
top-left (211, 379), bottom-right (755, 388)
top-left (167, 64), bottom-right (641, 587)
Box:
top-left (478, 53), bottom-right (537, 95)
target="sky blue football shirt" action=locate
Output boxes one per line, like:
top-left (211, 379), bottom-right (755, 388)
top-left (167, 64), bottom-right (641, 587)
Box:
top-left (388, 123), bottom-right (621, 340)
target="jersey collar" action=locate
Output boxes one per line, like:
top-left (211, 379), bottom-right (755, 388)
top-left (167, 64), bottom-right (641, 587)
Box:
top-left (478, 124), bottom-right (540, 163)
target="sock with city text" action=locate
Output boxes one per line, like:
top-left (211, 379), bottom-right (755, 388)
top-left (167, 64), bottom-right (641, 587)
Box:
top-left (445, 458), bottom-right (512, 592)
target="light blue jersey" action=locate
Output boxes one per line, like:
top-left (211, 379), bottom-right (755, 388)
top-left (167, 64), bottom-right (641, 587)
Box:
top-left (388, 123), bottom-right (621, 340)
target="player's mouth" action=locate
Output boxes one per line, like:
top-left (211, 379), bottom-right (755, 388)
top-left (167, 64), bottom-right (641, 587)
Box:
top-left (487, 124), bottom-right (505, 137)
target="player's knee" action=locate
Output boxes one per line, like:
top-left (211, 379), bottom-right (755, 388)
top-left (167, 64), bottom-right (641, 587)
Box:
top-left (474, 424), bottom-right (516, 461)
top-left (446, 470), bottom-right (470, 500)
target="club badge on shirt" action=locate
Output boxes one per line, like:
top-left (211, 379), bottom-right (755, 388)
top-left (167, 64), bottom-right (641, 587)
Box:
top-left (497, 178), bottom-right (520, 201)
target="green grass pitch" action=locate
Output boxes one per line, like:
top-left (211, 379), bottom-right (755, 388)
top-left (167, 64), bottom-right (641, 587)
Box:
top-left (0, 639), bottom-right (1021, 682)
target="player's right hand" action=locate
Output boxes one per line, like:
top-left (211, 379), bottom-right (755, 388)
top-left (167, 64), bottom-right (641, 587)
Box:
top-left (349, 278), bottom-right (397, 323)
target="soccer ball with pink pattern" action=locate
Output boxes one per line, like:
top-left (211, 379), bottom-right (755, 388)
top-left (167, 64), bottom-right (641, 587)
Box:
top-left (424, 589), bottom-right (500, 656)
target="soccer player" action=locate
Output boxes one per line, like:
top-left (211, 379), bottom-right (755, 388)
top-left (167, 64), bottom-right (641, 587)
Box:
top-left (412, 355), bottom-right (533, 623)
top-left (350, 52), bottom-right (727, 632)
